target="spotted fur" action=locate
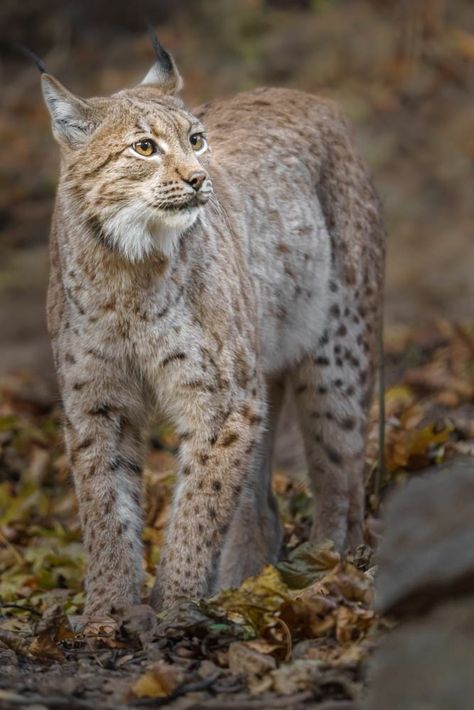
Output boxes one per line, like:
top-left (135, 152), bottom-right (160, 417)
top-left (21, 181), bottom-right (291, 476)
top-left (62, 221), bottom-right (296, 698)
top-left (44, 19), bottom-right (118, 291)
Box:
top-left (43, 46), bottom-right (385, 618)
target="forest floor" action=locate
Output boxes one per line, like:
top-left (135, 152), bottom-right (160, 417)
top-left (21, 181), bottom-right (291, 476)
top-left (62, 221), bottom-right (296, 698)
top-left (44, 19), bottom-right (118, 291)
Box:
top-left (0, 321), bottom-right (472, 709)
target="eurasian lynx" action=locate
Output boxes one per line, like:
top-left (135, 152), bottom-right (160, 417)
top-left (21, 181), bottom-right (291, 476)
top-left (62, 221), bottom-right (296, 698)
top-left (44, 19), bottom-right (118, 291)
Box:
top-left (42, 37), bottom-right (384, 620)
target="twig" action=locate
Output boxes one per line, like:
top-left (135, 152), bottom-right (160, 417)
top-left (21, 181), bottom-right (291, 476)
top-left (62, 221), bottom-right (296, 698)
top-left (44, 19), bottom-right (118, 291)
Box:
top-left (0, 690), bottom-right (95, 708)
top-left (0, 603), bottom-right (42, 616)
top-left (191, 690), bottom-right (315, 709)
top-left (0, 529), bottom-right (24, 564)
top-left (267, 617), bottom-right (292, 661)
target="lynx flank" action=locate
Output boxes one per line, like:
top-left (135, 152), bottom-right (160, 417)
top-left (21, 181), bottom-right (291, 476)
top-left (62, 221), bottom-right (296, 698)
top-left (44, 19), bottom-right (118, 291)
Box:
top-left (42, 38), bottom-right (385, 619)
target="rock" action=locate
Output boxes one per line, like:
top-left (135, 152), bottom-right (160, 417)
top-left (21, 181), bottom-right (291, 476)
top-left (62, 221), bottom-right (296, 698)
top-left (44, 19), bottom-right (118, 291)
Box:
top-left (367, 459), bottom-right (474, 709)
top-left (375, 458), bottom-right (474, 616)
top-left (228, 641), bottom-right (276, 677)
top-left (117, 604), bottom-right (159, 646)
top-left (366, 597), bottom-right (474, 710)
top-left (270, 660), bottom-right (358, 700)
top-left (270, 659), bottom-right (322, 695)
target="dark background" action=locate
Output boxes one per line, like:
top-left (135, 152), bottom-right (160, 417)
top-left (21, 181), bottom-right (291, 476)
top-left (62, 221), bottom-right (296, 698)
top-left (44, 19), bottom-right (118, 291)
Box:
top-left (0, 0), bottom-right (472, 382)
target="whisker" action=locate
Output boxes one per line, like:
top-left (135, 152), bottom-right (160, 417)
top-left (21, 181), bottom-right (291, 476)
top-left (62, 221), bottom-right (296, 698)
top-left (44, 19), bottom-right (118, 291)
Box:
top-left (209, 193), bottom-right (234, 236)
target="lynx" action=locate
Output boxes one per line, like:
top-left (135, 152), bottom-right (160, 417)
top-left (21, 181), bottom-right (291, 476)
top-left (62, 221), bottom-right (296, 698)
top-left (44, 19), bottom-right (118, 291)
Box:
top-left (41, 37), bottom-right (385, 620)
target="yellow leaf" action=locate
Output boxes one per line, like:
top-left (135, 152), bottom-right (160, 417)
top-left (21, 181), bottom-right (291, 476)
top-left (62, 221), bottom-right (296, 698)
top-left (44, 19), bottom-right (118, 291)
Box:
top-left (210, 565), bottom-right (288, 635)
top-left (132, 673), bottom-right (167, 699)
top-left (384, 386), bottom-right (415, 416)
top-left (408, 422), bottom-right (453, 457)
top-left (131, 661), bottom-right (178, 699)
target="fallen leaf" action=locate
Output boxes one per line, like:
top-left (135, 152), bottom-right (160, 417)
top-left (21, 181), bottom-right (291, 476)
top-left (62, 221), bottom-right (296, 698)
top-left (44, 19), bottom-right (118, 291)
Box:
top-left (277, 540), bottom-right (340, 589)
top-left (131, 661), bottom-right (180, 699)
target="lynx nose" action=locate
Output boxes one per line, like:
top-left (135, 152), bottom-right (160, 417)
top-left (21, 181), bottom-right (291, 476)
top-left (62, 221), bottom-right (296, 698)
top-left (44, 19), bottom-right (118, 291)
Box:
top-left (186, 171), bottom-right (207, 191)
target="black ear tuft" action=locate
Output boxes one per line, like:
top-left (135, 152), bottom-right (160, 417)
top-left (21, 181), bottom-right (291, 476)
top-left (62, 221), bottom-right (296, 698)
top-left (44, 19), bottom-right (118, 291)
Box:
top-left (147, 23), bottom-right (173, 74)
top-left (15, 43), bottom-right (47, 74)
top-left (140, 25), bottom-right (183, 94)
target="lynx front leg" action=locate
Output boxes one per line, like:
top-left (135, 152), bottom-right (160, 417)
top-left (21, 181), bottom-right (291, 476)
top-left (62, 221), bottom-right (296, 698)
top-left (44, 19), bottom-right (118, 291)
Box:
top-left (151, 389), bottom-right (266, 609)
top-left (60, 350), bottom-right (148, 619)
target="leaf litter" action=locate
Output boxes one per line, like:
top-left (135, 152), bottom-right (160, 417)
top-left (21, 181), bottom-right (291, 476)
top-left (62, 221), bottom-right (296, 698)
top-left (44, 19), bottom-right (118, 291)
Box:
top-left (0, 322), bottom-right (472, 707)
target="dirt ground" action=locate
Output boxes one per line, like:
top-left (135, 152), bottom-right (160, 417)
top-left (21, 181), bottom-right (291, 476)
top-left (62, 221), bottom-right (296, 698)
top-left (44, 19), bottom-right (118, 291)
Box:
top-left (0, 1), bottom-right (473, 708)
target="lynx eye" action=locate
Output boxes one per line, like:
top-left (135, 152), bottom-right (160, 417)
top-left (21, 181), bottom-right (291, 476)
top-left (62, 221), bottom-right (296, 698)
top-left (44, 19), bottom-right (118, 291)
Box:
top-left (132, 139), bottom-right (157, 157)
top-left (189, 133), bottom-right (207, 154)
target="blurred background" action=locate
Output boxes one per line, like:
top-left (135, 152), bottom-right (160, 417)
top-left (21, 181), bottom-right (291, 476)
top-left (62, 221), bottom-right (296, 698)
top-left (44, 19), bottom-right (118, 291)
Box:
top-left (0, 0), bottom-right (472, 384)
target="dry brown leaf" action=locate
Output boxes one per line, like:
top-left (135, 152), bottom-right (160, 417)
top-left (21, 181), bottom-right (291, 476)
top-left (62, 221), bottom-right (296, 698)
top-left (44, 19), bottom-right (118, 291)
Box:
top-left (277, 540), bottom-right (340, 589)
top-left (335, 606), bottom-right (375, 644)
top-left (29, 633), bottom-right (65, 662)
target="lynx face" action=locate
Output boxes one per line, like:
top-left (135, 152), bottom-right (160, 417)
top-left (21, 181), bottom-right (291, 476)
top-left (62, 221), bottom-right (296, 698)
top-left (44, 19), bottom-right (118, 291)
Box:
top-left (43, 68), bottom-right (212, 261)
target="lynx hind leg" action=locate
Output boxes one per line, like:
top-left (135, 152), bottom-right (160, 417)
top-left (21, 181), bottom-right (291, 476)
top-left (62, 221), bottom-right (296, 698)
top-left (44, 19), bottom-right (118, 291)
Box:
top-left (290, 304), bottom-right (375, 551)
top-left (216, 381), bottom-right (284, 591)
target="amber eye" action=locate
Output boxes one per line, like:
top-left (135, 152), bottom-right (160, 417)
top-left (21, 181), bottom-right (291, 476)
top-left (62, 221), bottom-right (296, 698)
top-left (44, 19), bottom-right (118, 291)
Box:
top-left (132, 139), bottom-right (157, 157)
top-left (189, 133), bottom-right (207, 153)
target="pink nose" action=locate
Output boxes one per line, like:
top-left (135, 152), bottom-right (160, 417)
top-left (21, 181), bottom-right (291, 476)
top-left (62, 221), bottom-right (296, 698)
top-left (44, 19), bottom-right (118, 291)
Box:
top-left (186, 171), bottom-right (207, 191)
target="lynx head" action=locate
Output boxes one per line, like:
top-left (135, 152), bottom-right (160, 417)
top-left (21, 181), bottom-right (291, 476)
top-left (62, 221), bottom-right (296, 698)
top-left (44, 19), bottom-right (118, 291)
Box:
top-left (41, 35), bottom-right (212, 262)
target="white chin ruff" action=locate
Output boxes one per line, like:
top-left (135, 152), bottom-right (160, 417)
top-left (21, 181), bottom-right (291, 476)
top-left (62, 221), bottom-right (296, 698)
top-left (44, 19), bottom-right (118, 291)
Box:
top-left (101, 203), bottom-right (200, 262)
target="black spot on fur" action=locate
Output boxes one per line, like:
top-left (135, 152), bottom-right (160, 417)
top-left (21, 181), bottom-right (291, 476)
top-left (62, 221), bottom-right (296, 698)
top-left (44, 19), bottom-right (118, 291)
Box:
top-left (208, 507), bottom-right (217, 520)
top-left (319, 329), bottom-right (329, 347)
top-left (88, 404), bottom-right (113, 418)
top-left (76, 437), bottom-right (93, 451)
top-left (315, 356), bottom-right (330, 366)
top-left (86, 348), bottom-right (110, 362)
top-left (325, 446), bottom-right (342, 465)
top-left (340, 417), bottom-right (356, 431)
top-left (110, 455), bottom-right (141, 474)
top-left (221, 431), bottom-right (239, 447)
top-left (161, 352), bottom-right (187, 367)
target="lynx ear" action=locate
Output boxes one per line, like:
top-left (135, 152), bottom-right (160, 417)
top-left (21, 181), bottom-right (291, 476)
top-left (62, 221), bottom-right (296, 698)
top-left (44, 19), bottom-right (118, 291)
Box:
top-left (140, 30), bottom-right (183, 94)
top-left (41, 74), bottom-right (98, 148)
